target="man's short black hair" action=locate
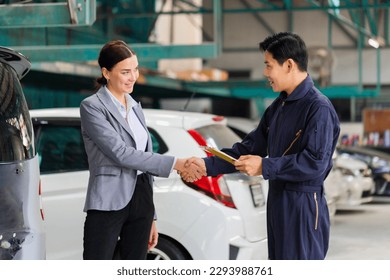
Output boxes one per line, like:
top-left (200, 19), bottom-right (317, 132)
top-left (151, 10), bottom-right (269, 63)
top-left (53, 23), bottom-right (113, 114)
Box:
top-left (259, 32), bottom-right (308, 72)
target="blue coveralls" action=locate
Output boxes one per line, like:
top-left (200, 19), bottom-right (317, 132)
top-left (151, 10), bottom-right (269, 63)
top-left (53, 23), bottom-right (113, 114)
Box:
top-left (204, 75), bottom-right (340, 260)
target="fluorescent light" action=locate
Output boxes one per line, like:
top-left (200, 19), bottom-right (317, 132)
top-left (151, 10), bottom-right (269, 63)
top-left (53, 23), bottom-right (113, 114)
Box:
top-left (368, 36), bottom-right (385, 49)
top-left (368, 38), bottom-right (380, 48)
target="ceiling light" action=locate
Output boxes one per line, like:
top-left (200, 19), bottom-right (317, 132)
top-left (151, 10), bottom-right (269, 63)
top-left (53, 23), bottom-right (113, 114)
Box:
top-left (368, 36), bottom-right (385, 49)
top-left (368, 38), bottom-right (380, 48)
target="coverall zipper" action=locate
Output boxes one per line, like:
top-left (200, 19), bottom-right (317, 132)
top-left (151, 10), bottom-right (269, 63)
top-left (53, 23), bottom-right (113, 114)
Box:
top-left (314, 192), bottom-right (319, 230)
top-left (282, 129), bottom-right (302, 156)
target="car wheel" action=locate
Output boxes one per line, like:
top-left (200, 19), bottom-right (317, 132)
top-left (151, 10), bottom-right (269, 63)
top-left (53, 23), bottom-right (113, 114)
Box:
top-left (113, 236), bottom-right (190, 260)
top-left (147, 237), bottom-right (190, 260)
top-left (375, 177), bottom-right (389, 195)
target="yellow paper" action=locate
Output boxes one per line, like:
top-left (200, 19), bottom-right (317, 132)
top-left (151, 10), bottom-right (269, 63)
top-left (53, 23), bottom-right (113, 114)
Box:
top-left (201, 146), bottom-right (237, 165)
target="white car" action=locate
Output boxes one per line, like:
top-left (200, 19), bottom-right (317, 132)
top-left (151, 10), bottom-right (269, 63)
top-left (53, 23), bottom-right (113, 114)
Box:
top-left (30, 108), bottom-right (269, 260)
top-left (226, 117), bottom-right (259, 139)
top-left (329, 152), bottom-right (375, 209)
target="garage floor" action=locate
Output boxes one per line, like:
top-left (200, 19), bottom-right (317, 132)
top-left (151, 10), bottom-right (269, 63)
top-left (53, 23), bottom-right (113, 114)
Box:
top-left (326, 197), bottom-right (390, 260)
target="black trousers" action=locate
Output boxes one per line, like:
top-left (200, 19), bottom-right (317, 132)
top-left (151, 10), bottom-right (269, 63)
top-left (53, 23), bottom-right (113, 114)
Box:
top-left (83, 173), bottom-right (154, 260)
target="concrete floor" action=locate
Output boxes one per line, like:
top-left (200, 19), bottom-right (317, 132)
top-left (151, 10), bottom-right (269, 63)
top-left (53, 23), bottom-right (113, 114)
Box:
top-left (326, 197), bottom-right (390, 260)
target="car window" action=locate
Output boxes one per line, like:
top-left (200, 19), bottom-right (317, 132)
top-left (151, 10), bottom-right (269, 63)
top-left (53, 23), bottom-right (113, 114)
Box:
top-left (36, 125), bottom-right (88, 173)
top-left (195, 124), bottom-right (241, 149)
top-left (148, 127), bottom-right (168, 154)
top-left (34, 123), bottom-right (167, 173)
top-left (0, 61), bottom-right (35, 162)
top-left (228, 126), bottom-right (248, 139)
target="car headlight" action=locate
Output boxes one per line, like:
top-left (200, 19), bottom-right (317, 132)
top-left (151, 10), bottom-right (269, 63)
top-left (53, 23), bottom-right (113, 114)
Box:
top-left (338, 167), bottom-right (357, 177)
top-left (360, 168), bottom-right (372, 177)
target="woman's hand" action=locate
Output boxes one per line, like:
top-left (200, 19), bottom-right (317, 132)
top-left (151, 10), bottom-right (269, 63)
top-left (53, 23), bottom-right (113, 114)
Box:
top-left (148, 220), bottom-right (158, 251)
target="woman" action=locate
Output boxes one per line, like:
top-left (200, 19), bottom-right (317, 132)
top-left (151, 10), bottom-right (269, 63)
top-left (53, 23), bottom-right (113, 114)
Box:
top-left (80, 40), bottom-right (203, 259)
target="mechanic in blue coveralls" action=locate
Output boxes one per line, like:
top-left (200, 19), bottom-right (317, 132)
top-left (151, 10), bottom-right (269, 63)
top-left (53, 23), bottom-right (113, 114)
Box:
top-left (185, 32), bottom-right (340, 260)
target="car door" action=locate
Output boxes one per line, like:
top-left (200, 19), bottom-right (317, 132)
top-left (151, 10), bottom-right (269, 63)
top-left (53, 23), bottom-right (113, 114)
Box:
top-left (33, 119), bottom-right (89, 260)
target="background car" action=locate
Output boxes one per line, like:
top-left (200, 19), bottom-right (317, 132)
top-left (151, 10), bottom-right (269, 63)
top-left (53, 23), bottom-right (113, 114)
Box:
top-left (0, 47), bottom-right (45, 260)
top-left (30, 108), bottom-right (269, 260)
top-left (327, 152), bottom-right (375, 210)
top-left (337, 145), bottom-right (390, 196)
top-left (226, 116), bottom-right (258, 139)
top-left (369, 146), bottom-right (390, 155)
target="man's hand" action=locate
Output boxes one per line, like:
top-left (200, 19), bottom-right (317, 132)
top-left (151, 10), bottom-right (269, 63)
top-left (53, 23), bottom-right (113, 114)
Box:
top-left (234, 155), bottom-right (263, 176)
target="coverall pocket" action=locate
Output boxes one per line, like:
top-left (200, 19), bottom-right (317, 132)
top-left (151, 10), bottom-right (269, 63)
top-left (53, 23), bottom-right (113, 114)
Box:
top-left (314, 123), bottom-right (327, 160)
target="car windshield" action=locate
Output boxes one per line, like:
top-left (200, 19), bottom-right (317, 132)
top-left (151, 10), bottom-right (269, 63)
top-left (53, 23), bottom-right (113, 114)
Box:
top-left (195, 124), bottom-right (241, 149)
top-left (0, 62), bottom-right (35, 162)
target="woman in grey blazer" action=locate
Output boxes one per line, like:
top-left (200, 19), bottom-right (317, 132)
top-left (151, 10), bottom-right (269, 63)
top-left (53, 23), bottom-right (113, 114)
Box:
top-left (80, 40), bottom-right (204, 260)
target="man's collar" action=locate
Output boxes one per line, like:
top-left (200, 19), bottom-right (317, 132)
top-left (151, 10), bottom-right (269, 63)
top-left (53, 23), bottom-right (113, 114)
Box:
top-left (283, 74), bottom-right (314, 102)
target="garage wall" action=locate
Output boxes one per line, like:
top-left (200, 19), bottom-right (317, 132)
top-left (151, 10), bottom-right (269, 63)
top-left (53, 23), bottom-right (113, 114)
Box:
top-left (202, 5), bottom-right (389, 85)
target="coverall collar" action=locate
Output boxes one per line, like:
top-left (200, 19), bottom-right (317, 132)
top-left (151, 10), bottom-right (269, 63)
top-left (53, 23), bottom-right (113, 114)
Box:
top-left (280, 74), bottom-right (314, 102)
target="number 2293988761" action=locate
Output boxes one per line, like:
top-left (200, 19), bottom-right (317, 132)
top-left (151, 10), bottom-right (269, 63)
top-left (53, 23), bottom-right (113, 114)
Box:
top-left (209, 266), bottom-right (273, 276)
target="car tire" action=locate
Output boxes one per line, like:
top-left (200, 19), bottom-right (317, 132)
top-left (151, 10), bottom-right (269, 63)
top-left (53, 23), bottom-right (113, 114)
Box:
top-left (113, 236), bottom-right (190, 260)
top-left (375, 177), bottom-right (390, 195)
top-left (147, 237), bottom-right (190, 260)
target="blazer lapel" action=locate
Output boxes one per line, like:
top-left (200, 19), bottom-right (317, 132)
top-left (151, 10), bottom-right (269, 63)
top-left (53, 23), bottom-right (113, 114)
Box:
top-left (96, 88), bottom-right (136, 141)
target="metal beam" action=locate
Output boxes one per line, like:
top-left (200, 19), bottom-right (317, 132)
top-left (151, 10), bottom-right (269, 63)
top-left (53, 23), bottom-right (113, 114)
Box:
top-left (0, 0), bottom-right (96, 28)
top-left (306, 0), bottom-right (380, 40)
top-left (12, 43), bottom-right (220, 63)
top-left (28, 61), bottom-right (379, 100)
top-left (333, 19), bottom-right (358, 45)
top-left (239, 0), bottom-right (276, 35)
top-left (284, 0), bottom-right (292, 10)
top-left (385, 7), bottom-right (389, 45)
top-left (255, 0), bottom-right (282, 9)
top-left (363, 3), bottom-right (378, 35)
top-left (182, 80), bottom-right (379, 99)
top-left (175, 0), bottom-right (205, 11)
top-left (121, 2), bottom-right (390, 16)
top-left (7, 0), bottom-right (223, 63)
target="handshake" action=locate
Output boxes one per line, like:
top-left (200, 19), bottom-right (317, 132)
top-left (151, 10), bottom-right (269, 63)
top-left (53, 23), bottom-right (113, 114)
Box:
top-left (173, 154), bottom-right (263, 182)
top-left (174, 157), bottom-right (206, 182)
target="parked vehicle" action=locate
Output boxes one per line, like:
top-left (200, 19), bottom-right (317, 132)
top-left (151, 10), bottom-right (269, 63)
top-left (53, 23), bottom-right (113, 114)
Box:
top-left (30, 108), bottom-right (269, 260)
top-left (337, 145), bottom-right (390, 196)
top-left (368, 146), bottom-right (390, 155)
top-left (327, 152), bottom-right (375, 210)
top-left (0, 47), bottom-right (45, 260)
top-left (226, 117), bottom-right (259, 139)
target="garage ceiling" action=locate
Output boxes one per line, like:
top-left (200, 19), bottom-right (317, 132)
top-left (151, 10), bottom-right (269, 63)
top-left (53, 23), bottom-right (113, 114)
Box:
top-left (0, 0), bottom-right (388, 101)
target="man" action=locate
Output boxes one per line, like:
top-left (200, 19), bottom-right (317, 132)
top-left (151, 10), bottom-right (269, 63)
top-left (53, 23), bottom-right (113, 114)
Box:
top-left (186, 32), bottom-right (340, 259)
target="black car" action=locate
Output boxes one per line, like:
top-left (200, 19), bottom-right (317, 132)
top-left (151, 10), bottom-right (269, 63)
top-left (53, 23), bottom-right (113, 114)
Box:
top-left (0, 46), bottom-right (45, 259)
top-left (337, 145), bottom-right (390, 196)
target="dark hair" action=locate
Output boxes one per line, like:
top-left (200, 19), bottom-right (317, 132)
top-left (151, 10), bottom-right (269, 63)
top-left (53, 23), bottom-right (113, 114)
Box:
top-left (259, 32), bottom-right (308, 72)
top-left (96, 40), bottom-right (136, 85)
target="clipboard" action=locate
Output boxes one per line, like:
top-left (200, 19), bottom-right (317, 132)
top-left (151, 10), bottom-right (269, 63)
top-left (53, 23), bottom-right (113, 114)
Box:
top-left (200, 146), bottom-right (237, 165)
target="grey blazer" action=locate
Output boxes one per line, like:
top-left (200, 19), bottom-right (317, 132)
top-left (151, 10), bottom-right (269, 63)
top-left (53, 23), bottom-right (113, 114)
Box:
top-left (80, 87), bottom-right (175, 212)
